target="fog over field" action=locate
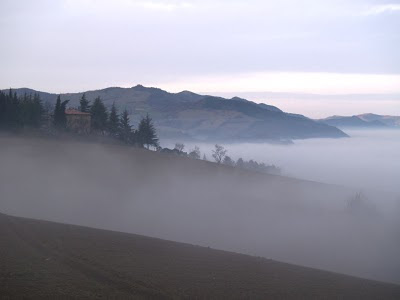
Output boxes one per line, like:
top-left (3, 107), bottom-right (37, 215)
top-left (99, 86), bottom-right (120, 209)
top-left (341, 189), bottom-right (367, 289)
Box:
top-left (1, 133), bottom-right (399, 284)
top-left (167, 129), bottom-right (400, 196)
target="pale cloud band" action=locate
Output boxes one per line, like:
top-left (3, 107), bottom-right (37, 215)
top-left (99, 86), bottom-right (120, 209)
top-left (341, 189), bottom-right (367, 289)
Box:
top-left (155, 72), bottom-right (400, 94)
top-left (362, 4), bottom-right (400, 16)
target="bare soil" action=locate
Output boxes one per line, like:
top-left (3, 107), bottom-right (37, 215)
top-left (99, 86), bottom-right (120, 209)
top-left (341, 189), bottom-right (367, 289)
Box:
top-left (1, 212), bottom-right (399, 299)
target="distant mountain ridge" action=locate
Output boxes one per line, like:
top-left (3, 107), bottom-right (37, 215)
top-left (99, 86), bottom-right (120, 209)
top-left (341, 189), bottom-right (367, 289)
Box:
top-left (4, 85), bottom-right (347, 141)
top-left (318, 114), bottom-right (400, 129)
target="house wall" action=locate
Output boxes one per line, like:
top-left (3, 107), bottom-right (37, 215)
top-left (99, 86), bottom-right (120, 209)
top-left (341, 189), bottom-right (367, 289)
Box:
top-left (66, 115), bottom-right (91, 134)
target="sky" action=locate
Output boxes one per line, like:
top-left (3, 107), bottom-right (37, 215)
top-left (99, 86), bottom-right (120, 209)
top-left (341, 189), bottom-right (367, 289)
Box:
top-left (0, 0), bottom-right (399, 117)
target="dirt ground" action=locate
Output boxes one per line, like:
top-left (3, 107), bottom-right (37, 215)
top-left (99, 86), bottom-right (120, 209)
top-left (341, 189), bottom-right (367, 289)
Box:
top-left (1, 212), bottom-right (399, 299)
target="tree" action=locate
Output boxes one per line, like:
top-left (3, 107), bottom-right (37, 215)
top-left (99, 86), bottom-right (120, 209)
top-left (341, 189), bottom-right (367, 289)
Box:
top-left (31, 93), bottom-right (44, 128)
top-left (53, 95), bottom-right (69, 129)
top-left (20, 93), bottom-right (32, 127)
top-left (236, 158), bottom-right (244, 168)
top-left (79, 93), bottom-right (91, 112)
top-left (0, 89), bottom-right (20, 129)
top-left (212, 144), bottom-right (227, 163)
top-left (21, 93), bottom-right (44, 128)
top-left (53, 95), bottom-right (61, 126)
top-left (0, 90), bottom-right (45, 130)
top-left (174, 143), bottom-right (185, 152)
top-left (188, 146), bottom-right (201, 159)
top-left (223, 155), bottom-right (235, 166)
top-left (137, 114), bottom-right (158, 149)
top-left (0, 91), bottom-right (6, 128)
top-left (119, 109), bottom-right (133, 144)
top-left (90, 97), bottom-right (108, 134)
top-left (346, 192), bottom-right (377, 216)
top-left (108, 102), bottom-right (119, 137)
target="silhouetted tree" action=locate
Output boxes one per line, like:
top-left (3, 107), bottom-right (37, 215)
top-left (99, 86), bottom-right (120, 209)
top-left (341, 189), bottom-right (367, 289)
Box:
top-left (90, 97), bottom-right (108, 134)
top-left (119, 109), bottom-right (134, 144)
top-left (108, 102), bottom-right (119, 137)
top-left (31, 93), bottom-right (44, 128)
top-left (346, 192), bottom-right (377, 217)
top-left (0, 89), bottom-right (19, 129)
top-left (0, 90), bottom-right (46, 130)
top-left (212, 144), bottom-right (227, 163)
top-left (0, 91), bottom-right (6, 128)
top-left (174, 143), bottom-right (185, 152)
top-left (79, 93), bottom-right (91, 113)
top-left (137, 114), bottom-right (158, 149)
top-left (53, 95), bottom-right (69, 129)
top-left (223, 155), bottom-right (235, 166)
top-left (236, 158), bottom-right (244, 168)
top-left (188, 146), bottom-right (201, 159)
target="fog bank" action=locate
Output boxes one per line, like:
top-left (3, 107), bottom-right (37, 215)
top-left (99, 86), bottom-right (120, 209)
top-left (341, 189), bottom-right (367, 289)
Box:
top-left (167, 129), bottom-right (400, 196)
top-left (0, 135), bottom-right (399, 284)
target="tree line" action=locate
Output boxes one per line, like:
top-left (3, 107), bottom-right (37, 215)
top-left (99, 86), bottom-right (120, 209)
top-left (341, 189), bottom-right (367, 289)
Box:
top-left (74, 93), bottom-right (158, 149)
top-left (0, 89), bottom-right (47, 130)
top-left (0, 89), bottom-right (158, 149)
top-left (163, 143), bottom-right (281, 175)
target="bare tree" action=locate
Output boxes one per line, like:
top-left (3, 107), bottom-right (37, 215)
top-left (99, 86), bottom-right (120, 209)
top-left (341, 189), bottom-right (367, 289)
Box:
top-left (212, 144), bottom-right (227, 163)
top-left (346, 192), bottom-right (378, 217)
top-left (188, 146), bottom-right (201, 159)
top-left (174, 143), bottom-right (185, 152)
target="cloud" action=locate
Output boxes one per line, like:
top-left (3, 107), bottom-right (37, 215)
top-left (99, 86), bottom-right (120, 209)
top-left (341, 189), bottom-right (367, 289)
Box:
top-left (134, 1), bottom-right (195, 12)
top-left (154, 72), bottom-right (400, 94)
top-left (59, 0), bottom-right (195, 15)
top-left (362, 4), bottom-right (400, 15)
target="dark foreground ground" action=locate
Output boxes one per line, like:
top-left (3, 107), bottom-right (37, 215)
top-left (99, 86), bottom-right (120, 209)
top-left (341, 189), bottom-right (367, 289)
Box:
top-left (1, 213), bottom-right (399, 299)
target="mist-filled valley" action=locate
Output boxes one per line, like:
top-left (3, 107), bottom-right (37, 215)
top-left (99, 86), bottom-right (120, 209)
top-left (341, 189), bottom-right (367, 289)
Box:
top-left (2, 0), bottom-right (400, 297)
top-left (1, 132), bottom-right (399, 285)
top-left (168, 129), bottom-right (400, 196)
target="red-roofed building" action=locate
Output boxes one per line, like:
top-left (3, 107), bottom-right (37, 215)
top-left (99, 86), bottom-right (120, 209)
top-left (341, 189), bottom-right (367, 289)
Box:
top-left (65, 109), bottom-right (91, 134)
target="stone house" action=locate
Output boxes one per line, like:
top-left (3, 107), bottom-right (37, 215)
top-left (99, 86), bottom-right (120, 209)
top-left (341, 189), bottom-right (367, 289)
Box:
top-left (65, 109), bottom-right (91, 134)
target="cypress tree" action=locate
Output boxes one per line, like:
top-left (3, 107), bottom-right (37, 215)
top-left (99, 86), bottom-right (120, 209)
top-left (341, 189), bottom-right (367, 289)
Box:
top-left (90, 97), bottom-right (108, 134)
top-left (79, 93), bottom-right (91, 112)
top-left (53, 95), bottom-right (69, 129)
top-left (118, 109), bottom-right (133, 144)
top-left (20, 93), bottom-right (31, 127)
top-left (53, 95), bottom-right (61, 127)
top-left (0, 91), bottom-right (8, 129)
top-left (108, 102), bottom-right (119, 137)
top-left (0, 90), bottom-right (18, 129)
top-left (32, 93), bottom-right (44, 128)
top-left (137, 114), bottom-right (158, 149)
top-left (9, 91), bottom-right (21, 129)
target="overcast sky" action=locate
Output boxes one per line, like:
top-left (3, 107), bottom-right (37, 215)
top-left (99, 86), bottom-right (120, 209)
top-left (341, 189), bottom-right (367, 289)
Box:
top-left (0, 0), bottom-right (399, 116)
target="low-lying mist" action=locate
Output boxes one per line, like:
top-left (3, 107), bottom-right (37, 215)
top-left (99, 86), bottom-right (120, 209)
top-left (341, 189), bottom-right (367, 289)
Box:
top-left (166, 129), bottom-right (400, 196)
top-left (1, 133), bottom-right (399, 284)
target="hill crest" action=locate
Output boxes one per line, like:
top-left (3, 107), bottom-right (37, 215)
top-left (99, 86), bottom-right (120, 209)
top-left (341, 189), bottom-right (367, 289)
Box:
top-left (3, 85), bottom-right (347, 141)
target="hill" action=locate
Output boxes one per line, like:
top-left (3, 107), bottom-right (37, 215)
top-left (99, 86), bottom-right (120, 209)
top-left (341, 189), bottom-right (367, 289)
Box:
top-left (358, 113), bottom-right (400, 127)
top-left (4, 85), bottom-right (347, 141)
top-left (1, 135), bottom-right (399, 285)
top-left (318, 114), bottom-right (400, 129)
top-left (1, 212), bottom-right (399, 299)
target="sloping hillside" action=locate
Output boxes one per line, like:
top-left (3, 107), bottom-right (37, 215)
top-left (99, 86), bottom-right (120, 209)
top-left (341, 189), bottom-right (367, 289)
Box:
top-left (358, 113), bottom-right (400, 127)
top-left (1, 135), bottom-right (399, 285)
top-left (1, 212), bottom-right (399, 299)
top-left (5, 85), bottom-right (347, 141)
top-left (319, 114), bottom-right (400, 128)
